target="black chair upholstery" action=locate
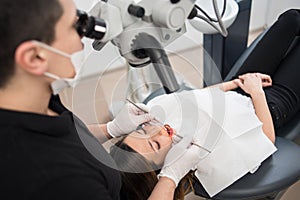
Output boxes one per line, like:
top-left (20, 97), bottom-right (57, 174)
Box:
top-left (193, 30), bottom-right (300, 200)
top-left (224, 30), bottom-right (300, 141)
top-left (277, 111), bottom-right (300, 140)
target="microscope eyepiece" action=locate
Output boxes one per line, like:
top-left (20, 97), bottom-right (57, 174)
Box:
top-left (76, 9), bottom-right (107, 40)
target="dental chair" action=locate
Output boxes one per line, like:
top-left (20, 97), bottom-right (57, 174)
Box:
top-left (222, 30), bottom-right (300, 141)
top-left (192, 30), bottom-right (300, 199)
top-left (142, 28), bottom-right (300, 200)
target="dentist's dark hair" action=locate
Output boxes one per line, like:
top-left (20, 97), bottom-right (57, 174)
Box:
top-left (110, 137), bottom-right (194, 200)
top-left (0, 0), bottom-right (63, 87)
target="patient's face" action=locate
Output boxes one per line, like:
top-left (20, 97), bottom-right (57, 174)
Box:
top-left (124, 125), bottom-right (173, 165)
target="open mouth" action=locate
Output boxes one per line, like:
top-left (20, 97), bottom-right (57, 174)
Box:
top-left (164, 124), bottom-right (174, 137)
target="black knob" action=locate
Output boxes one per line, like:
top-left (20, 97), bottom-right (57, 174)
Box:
top-left (128, 4), bottom-right (145, 18)
top-left (188, 7), bottom-right (198, 19)
top-left (170, 0), bottom-right (180, 4)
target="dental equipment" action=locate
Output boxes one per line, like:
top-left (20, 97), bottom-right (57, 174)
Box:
top-left (126, 98), bottom-right (149, 114)
top-left (125, 98), bottom-right (165, 127)
top-left (126, 98), bottom-right (183, 143)
top-left (75, 0), bottom-right (238, 95)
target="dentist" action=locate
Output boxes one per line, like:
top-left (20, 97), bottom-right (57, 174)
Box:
top-left (0, 0), bottom-right (202, 199)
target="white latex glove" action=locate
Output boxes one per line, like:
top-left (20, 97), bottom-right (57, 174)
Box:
top-left (107, 103), bottom-right (154, 137)
top-left (158, 144), bottom-right (204, 186)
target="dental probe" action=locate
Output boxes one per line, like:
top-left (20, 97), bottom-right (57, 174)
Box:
top-left (125, 98), bottom-right (165, 126)
top-left (126, 99), bottom-right (187, 144)
top-left (191, 142), bottom-right (211, 153)
top-left (126, 98), bottom-right (149, 113)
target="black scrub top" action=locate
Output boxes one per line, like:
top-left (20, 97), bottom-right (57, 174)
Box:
top-left (0, 95), bottom-right (121, 200)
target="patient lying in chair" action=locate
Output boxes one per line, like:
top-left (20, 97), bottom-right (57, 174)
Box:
top-left (110, 77), bottom-right (277, 198)
top-left (109, 9), bottom-right (300, 200)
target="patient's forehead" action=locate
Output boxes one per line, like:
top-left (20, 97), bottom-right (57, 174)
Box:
top-left (124, 126), bottom-right (172, 156)
top-left (125, 125), bottom-right (161, 138)
top-left (123, 136), bottom-right (150, 153)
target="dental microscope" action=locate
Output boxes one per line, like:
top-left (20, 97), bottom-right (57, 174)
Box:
top-left (75, 0), bottom-right (238, 101)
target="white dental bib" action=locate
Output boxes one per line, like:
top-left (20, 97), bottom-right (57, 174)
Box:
top-left (146, 87), bottom-right (277, 197)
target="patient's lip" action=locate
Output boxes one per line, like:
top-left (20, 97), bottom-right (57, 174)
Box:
top-left (164, 124), bottom-right (173, 137)
top-left (164, 125), bottom-right (183, 144)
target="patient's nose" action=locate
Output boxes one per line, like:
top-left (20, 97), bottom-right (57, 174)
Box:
top-left (153, 128), bottom-right (169, 138)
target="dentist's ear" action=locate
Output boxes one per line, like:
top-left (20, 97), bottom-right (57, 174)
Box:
top-left (14, 41), bottom-right (48, 75)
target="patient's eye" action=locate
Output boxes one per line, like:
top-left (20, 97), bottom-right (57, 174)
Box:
top-left (154, 141), bottom-right (160, 150)
top-left (135, 128), bottom-right (146, 135)
top-left (148, 140), bottom-right (160, 151)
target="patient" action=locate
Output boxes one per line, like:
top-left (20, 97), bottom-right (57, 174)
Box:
top-left (110, 9), bottom-right (300, 200)
top-left (110, 73), bottom-right (277, 199)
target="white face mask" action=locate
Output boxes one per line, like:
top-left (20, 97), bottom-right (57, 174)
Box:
top-left (33, 40), bottom-right (86, 95)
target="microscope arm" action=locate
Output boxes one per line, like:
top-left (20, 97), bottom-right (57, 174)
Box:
top-left (132, 33), bottom-right (180, 93)
top-left (81, 0), bottom-right (237, 95)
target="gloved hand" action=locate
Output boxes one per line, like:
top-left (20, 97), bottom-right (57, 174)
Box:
top-left (107, 103), bottom-right (154, 137)
top-left (158, 144), bottom-right (203, 186)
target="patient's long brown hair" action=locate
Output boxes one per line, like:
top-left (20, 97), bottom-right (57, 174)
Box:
top-left (110, 137), bottom-right (194, 200)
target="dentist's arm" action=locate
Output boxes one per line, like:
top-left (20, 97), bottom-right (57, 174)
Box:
top-left (148, 177), bottom-right (176, 200)
top-left (148, 145), bottom-right (203, 200)
top-left (87, 124), bottom-right (111, 144)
